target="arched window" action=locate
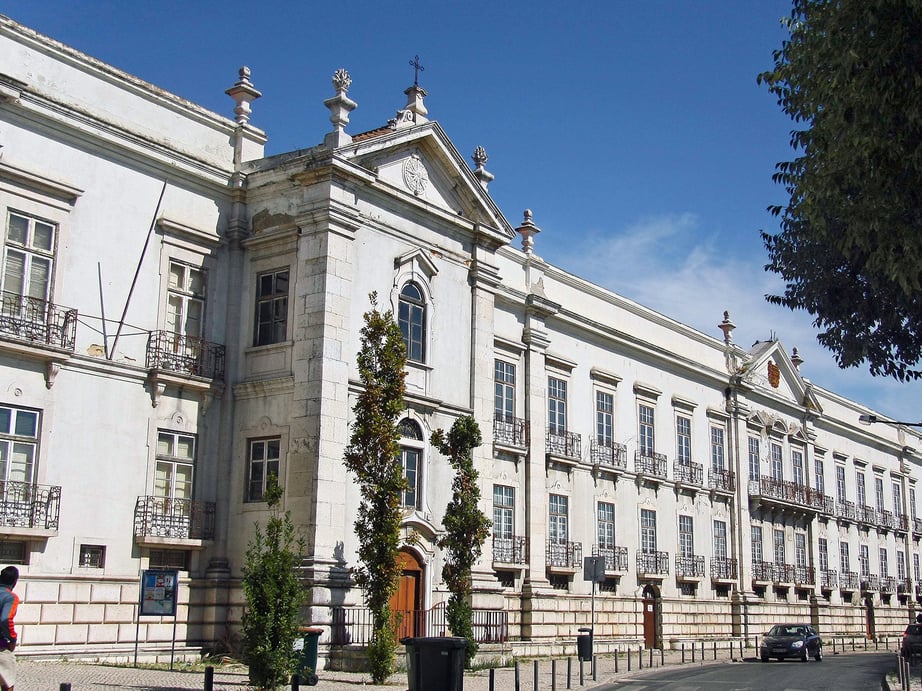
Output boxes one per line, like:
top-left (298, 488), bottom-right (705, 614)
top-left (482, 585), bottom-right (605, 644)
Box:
top-left (398, 282), bottom-right (426, 363)
top-left (398, 418), bottom-right (423, 509)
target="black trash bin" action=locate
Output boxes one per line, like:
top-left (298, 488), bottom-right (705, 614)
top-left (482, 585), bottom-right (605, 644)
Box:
top-left (577, 627), bottom-right (593, 662)
top-left (295, 626), bottom-right (323, 686)
top-left (403, 636), bottom-right (466, 691)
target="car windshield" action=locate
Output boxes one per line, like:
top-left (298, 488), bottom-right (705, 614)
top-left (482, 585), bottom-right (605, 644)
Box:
top-left (768, 625), bottom-right (806, 637)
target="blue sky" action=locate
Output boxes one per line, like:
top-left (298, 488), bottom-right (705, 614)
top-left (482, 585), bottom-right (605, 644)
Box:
top-left (5, 0), bottom-right (921, 421)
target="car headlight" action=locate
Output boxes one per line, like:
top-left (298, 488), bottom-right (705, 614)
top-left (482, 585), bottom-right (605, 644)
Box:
top-left (791, 640), bottom-right (804, 649)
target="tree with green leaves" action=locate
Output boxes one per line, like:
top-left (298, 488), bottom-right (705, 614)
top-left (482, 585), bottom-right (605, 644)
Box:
top-left (241, 479), bottom-right (306, 691)
top-left (343, 293), bottom-right (408, 684)
top-left (432, 415), bottom-right (491, 667)
top-left (759, 0), bottom-right (922, 381)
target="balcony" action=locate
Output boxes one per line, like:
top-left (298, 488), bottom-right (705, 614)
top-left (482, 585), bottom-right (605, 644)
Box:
top-left (133, 495), bottom-right (215, 546)
top-left (749, 476), bottom-right (828, 515)
top-left (793, 566), bottom-right (815, 586)
top-left (0, 481), bottom-right (61, 536)
top-left (591, 439), bottom-right (627, 471)
top-left (673, 461), bottom-right (703, 487)
top-left (709, 468), bottom-right (735, 493)
top-left (836, 500), bottom-right (858, 522)
top-left (861, 574), bottom-right (880, 592)
top-left (593, 544), bottom-right (628, 573)
top-left (546, 429), bottom-right (581, 466)
top-left (840, 571), bottom-right (860, 591)
top-left (710, 557), bottom-right (738, 581)
top-left (634, 451), bottom-right (667, 480)
top-left (914, 518), bottom-right (922, 536)
top-left (0, 291), bottom-right (77, 352)
top-left (752, 561), bottom-right (775, 583)
top-left (492, 535), bottom-right (527, 565)
top-left (636, 550), bottom-right (670, 577)
top-left (880, 576), bottom-right (896, 593)
top-left (546, 540), bottom-right (582, 571)
top-left (147, 330), bottom-right (225, 380)
top-left (898, 579), bottom-right (912, 595)
top-left (820, 569), bottom-right (838, 589)
top-left (675, 554), bottom-right (705, 580)
top-left (493, 415), bottom-right (528, 451)
top-left (857, 505), bottom-right (878, 526)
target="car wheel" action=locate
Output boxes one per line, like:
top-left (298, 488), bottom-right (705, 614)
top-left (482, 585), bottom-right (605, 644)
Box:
top-left (761, 655), bottom-right (769, 662)
top-left (814, 646), bottom-right (822, 662)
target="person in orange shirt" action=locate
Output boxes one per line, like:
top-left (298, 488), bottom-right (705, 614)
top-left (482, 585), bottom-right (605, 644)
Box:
top-left (0, 566), bottom-right (20, 691)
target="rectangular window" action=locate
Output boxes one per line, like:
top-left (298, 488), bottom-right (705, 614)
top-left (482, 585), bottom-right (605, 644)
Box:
top-left (548, 377), bottom-right (567, 436)
top-left (0, 542), bottom-right (25, 565)
top-left (912, 488), bottom-right (918, 520)
top-left (875, 477), bottom-right (885, 512)
top-left (492, 485), bottom-right (514, 540)
top-left (679, 515), bottom-right (694, 557)
top-left (167, 261), bottom-right (204, 339)
top-left (494, 361), bottom-right (515, 421)
top-left (0, 405), bottom-right (39, 485)
top-left (792, 450), bottom-right (804, 486)
top-left (549, 494), bottom-right (568, 545)
top-left (155, 431), bottom-right (195, 501)
top-left (254, 269), bottom-right (289, 346)
top-left (639, 404), bottom-right (655, 456)
top-left (856, 471), bottom-right (867, 506)
top-left (713, 520), bottom-right (727, 560)
top-left (880, 548), bottom-right (889, 579)
top-left (676, 416), bottom-right (691, 465)
top-left (893, 482), bottom-right (903, 516)
top-left (836, 466), bottom-right (847, 503)
top-left (640, 508), bottom-right (657, 553)
top-left (840, 541), bottom-right (850, 574)
top-left (898, 550), bottom-right (906, 581)
top-left (710, 426), bottom-right (725, 472)
top-left (770, 443), bottom-right (783, 482)
top-left (79, 544), bottom-right (105, 569)
top-left (748, 436), bottom-right (760, 481)
top-left (859, 544), bottom-right (870, 578)
top-left (751, 526), bottom-right (763, 563)
top-left (401, 446), bottom-right (421, 509)
top-left (598, 502), bottom-right (615, 550)
top-left (3, 210), bottom-right (55, 301)
top-left (915, 553), bottom-right (920, 582)
top-left (795, 533), bottom-right (806, 569)
top-left (818, 538), bottom-right (828, 573)
top-left (596, 391), bottom-right (614, 446)
top-left (814, 457), bottom-right (825, 495)
top-left (149, 549), bottom-right (189, 570)
top-left (773, 529), bottom-right (785, 565)
top-left (246, 437), bottom-right (280, 502)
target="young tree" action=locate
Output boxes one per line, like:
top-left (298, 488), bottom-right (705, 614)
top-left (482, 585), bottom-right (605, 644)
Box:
top-left (759, 0), bottom-right (922, 381)
top-left (241, 480), bottom-right (306, 691)
top-left (343, 293), bottom-right (408, 684)
top-left (432, 415), bottom-right (491, 667)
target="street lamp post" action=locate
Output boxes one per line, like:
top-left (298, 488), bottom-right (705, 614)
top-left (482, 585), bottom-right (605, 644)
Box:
top-left (859, 414), bottom-right (922, 429)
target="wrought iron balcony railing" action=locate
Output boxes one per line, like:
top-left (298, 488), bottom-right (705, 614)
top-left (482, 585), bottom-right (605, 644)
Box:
top-left (676, 554), bottom-right (705, 578)
top-left (837, 500), bottom-right (857, 521)
top-left (820, 569), bottom-right (838, 589)
top-left (546, 540), bottom-right (582, 568)
top-left (752, 560), bottom-right (775, 581)
top-left (794, 565), bottom-right (815, 585)
top-left (546, 430), bottom-right (581, 461)
top-left (493, 415), bottom-right (528, 448)
top-left (146, 330), bottom-right (225, 380)
top-left (635, 451), bottom-right (667, 479)
top-left (898, 579), bottom-right (912, 595)
top-left (673, 461), bottom-right (703, 486)
top-left (591, 439), bottom-right (627, 470)
top-left (841, 571), bottom-right (860, 591)
top-left (710, 557), bottom-right (737, 580)
top-left (0, 291), bottom-right (76, 351)
top-left (0, 481), bottom-right (61, 530)
top-left (593, 544), bottom-right (628, 572)
top-left (861, 574), bottom-right (880, 592)
top-left (492, 535), bottom-right (527, 564)
top-left (880, 576), bottom-right (896, 593)
top-left (709, 468), bottom-right (735, 492)
top-left (774, 563), bottom-right (796, 583)
top-left (857, 505), bottom-right (878, 525)
top-left (636, 550), bottom-right (670, 575)
top-left (914, 518), bottom-right (922, 535)
top-left (133, 495), bottom-right (215, 540)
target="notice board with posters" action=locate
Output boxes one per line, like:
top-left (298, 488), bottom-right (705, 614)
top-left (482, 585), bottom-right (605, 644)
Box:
top-left (139, 569), bottom-right (178, 616)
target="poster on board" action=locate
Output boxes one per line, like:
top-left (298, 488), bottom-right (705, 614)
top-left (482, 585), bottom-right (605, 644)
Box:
top-left (139, 569), bottom-right (178, 617)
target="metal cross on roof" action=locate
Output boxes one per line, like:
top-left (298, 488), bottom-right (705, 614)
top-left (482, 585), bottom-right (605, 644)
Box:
top-left (409, 55), bottom-right (425, 87)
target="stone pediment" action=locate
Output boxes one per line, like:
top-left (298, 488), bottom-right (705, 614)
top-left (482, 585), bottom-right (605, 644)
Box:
top-left (738, 340), bottom-right (822, 414)
top-left (345, 123), bottom-right (513, 238)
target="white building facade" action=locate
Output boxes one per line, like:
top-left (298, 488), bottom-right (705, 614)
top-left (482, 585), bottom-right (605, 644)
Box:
top-left (0, 15), bottom-right (920, 664)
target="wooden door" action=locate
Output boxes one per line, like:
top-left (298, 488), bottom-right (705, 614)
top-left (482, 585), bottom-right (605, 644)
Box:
top-left (391, 551), bottom-right (423, 640)
top-left (643, 590), bottom-right (657, 648)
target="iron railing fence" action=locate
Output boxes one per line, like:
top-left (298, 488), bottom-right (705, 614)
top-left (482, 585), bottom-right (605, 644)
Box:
top-left (636, 550), bottom-right (670, 575)
top-left (673, 461), bottom-right (703, 486)
top-left (593, 545), bottom-right (628, 572)
top-left (493, 415), bottom-right (528, 448)
top-left (146, 330), bottom-right (225, 380)
top-left (492, 535), bottom-right (527, 564)
top-left (546, 540), bottom-right (582, 568)
top-left (330, 606), bottom-right (508, 645)
top-left (590, 439), bottom-right (627, 469)
top-left (0, 481), bottom-right (61, 529)
top-left (635, 451), bottom-right (667, 479)
top-left (133, 495), bottom-right (215, 540)
top-left (0, 291), bottom-right (76, 350)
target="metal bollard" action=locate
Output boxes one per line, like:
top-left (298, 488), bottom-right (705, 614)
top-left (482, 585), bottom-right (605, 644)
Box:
top-left (628, 648), bottom-right (632, 671)
top-left (59, 685), bottom-right (72, 691)
top-left (534, 659), bottom-right (539, 690)
top-left (567, 656), bottom-right (572, 689)
top-left (515, 660), bottom-right (520, 691)
top-left (580, 657), bottom-right (584, 686)
top-left (682, 642), bottom-right (685, 663)
top-left (489, 668), bottom-right (495, 691)
top-left (615, 650), bottom-right (619, 673)
top-left (649, 647), bottom-right (653, 668)
top-left (290, 673), bottom-right (300, 691)
top-left (692, 641), bottom-right (696, 663)
top-left (739, 638), bottom-right (743, 659)
top-left (701, 640), bottom-right (705, 661)
top-left (713, 640), bottom-right (717, 660)
top-left (851, 636), bottom-right (855, 651)
top-left (593, 654), bottom-right (598, 681)
top-left (552, 659), bottom-right (557, 691)
top-left (204, 666), bottom-right (214, 691)
top-left (661, 647), bottom-right (665, 666)
top-left (639, 645), bottom-right (643, 669)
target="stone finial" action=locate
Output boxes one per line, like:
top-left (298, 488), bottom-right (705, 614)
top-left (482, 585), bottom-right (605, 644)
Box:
top-left (323, 68), bottom-right (357, 148)
top-left (791, 347), bottom-right (804, 370)
top-left (515, 209), bottom-right (541, 254)
top-left (225, 66), bottom-right (262, 125)
top-left (393, 84), bottom-right (429, 128)
top-left (718, 310), bottom-right (736, 344)
top-left (472, 146), bottom-right (495, 189)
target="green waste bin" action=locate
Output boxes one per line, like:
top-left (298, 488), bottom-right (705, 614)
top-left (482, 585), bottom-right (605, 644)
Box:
top-left (403, 636), bottom-right (466, 691)
top-left (295, 626), bottom-right (322, 686)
